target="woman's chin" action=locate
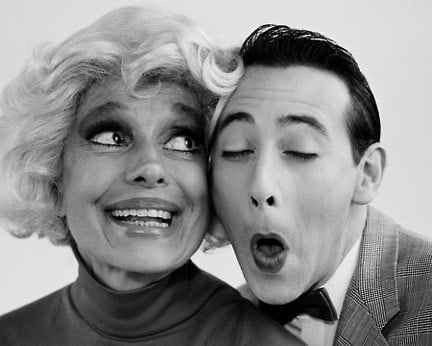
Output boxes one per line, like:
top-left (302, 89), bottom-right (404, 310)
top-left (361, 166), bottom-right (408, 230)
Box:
top-left (93, 255), bottom-right (185, 291)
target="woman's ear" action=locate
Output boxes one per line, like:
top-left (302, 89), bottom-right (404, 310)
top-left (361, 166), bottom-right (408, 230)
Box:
top-left (58, 186), bottom-right (66, 217)
top-left (203, 205), bottom-right (230, 251)
top-left (59, 201), bottom-right (65, 217)
top-left (353, 143), bottom-right (386, 205)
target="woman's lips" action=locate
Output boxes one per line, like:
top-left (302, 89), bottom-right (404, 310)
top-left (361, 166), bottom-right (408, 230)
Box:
top-left (105, 197), bottom-right (180, 212)
top-left (110, 208), bottom-right (173, 228)
top-left (250, 233), bottom-right (288, 274)
top-left (105, 197), bottom-right (180, 236)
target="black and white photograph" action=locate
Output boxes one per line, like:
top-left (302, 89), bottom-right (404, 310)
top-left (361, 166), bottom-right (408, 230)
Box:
top-left (0, 0), bottom-right (431, 344)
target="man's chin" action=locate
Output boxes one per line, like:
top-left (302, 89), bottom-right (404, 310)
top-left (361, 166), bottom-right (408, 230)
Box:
top-left (248, 278), bottom-right (302, 304)
top-left (257, 293), bottom-right (298, 305)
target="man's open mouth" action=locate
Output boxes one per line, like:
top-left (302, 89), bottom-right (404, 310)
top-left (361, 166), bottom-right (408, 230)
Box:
top-left (250, 233), bottom-right (288, 274)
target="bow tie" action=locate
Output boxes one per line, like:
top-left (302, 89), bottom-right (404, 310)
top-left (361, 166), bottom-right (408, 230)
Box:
top-left (259, 287), bottom-right (338, 325)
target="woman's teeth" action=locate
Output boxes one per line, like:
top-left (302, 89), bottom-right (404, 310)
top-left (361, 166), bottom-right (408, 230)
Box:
top-left (127, 220), bottom-right (169, 228)
top-left (111, 209), bottom-right (172, 219)
top-left (110, 209), bottom-right (173, 228)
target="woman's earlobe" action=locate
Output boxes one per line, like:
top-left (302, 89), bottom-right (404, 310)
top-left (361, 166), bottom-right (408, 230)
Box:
top-left (58, 194), bottom-right (66, 217)
top-left (204, 211), bottom-right (230, 251)
top-left (353, 143), bottom-right (386, 205)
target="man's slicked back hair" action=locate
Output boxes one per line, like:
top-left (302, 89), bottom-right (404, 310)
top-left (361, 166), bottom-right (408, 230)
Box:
top-left (240, 24), bottom-right (380, 163)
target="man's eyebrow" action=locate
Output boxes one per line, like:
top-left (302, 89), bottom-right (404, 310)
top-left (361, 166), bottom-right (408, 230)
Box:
top-left (218, 112), bottom-right (255, 134)
top-left (277, 114), bottom-right (329, 138)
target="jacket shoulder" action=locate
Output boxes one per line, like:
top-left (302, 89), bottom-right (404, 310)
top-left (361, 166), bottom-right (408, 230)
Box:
top-left (395, 226), bottom-right (432, 290)
top-left (383, 224), bottom-right (432, 343)
top-left (369, 208), bottom-right (432, 281)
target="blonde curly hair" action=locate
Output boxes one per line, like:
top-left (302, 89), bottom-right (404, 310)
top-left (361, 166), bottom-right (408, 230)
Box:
top-left (0, 5), bottom-right (242, 245)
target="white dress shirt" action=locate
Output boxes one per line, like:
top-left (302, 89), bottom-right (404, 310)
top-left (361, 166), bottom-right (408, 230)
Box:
top-left (285, 239), bottom-right (361, 346)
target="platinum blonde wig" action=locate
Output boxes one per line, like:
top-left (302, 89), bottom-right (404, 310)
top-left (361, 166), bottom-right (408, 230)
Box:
top-left (0, 5), bottom-right (242, 244)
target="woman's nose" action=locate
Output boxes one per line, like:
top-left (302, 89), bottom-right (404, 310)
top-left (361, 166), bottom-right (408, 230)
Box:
top-left (125, 147), bottom-right (168, 188)
top-left (129, 163), bottom-right (167, 187)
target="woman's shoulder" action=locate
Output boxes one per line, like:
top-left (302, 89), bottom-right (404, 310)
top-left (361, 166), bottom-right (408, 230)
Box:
top-left (190, 263), bottom-right (304, 345)
top-left (0, 285), bottom-right (71, 344)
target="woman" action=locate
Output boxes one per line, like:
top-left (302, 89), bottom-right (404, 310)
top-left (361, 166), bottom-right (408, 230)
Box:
top-left (0, 6), bottom-right (302, 345)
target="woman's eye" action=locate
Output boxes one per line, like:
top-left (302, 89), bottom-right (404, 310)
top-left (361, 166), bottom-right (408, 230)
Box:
top-left (90, 131), bottom-right (127, 147)
top-left (221, 150), bottom-right (253, 161)
top-left (165, 135), bottom-right (199, 152)
top-left (284, 151), bottom-right (317, 161)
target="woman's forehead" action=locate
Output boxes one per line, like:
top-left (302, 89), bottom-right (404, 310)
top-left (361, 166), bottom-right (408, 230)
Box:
top-left (77, 79), bottom-right (200, 119)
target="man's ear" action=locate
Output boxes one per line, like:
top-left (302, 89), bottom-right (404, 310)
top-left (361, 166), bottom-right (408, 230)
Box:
top-left (353, 143), bottom-right (386, 205)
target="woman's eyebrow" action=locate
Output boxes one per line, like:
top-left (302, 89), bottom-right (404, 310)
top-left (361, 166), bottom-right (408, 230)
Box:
top-left (175, 102), bottom-right (202, 121)
top-left (170, 102), bottom-right (205, 130)
top-left (76, 102), bottom-right (131, 136)
top-left (81, 101), bottom-right (123, 120)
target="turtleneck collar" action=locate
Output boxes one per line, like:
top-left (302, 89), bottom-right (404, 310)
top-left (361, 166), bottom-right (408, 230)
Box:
top-left (70, 246), bottom-right (217, 339)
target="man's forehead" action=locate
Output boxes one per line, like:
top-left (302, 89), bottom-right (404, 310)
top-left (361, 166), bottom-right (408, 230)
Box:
top-left (224, 65), bottom-right (351, 123)
top-left (238, 65), bottom-right (348, 95)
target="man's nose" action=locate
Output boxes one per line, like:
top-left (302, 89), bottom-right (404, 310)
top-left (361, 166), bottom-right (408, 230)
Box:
top-left (249, 153), bottom-right (279, 209)
top-left (250, 195), bottom-right (275, 208)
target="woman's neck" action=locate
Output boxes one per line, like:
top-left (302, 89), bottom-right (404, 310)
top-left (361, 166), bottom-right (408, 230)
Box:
top-left (75, 246), bottom-right (171, 291)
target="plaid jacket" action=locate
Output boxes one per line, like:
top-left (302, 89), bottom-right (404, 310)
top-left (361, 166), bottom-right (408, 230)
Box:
top-left (335, 207), bottom-right (432, 345)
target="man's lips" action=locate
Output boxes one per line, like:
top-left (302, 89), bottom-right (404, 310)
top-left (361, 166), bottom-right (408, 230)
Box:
top-left (250, 233), bottom-right (288, 274)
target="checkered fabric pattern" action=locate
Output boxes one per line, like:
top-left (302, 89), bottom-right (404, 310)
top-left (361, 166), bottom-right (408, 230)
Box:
top-left (335, 207), bottom-right (432, 345)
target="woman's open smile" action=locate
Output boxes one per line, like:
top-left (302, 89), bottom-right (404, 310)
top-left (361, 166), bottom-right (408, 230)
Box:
top-left (106, 197), bottom-right (180, 235)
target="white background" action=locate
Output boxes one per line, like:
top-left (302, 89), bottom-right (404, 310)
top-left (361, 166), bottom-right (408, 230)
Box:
top-left (0, 0), bottom-right (431, 315)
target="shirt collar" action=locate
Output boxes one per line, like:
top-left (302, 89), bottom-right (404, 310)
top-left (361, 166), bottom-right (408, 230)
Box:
top-left (322, 238), bottom-right (361, 316)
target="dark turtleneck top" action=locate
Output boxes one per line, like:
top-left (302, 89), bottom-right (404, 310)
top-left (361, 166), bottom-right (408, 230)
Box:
top-left (0, 254), bottom-right (302, 345)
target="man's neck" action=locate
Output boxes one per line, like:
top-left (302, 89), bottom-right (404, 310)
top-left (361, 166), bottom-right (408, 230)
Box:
top-left (315, 204), bottom-right (367, 289)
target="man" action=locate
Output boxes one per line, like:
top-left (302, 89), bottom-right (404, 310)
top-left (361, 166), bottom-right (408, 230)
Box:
top-left (210, 25), bottom-right (432, 345)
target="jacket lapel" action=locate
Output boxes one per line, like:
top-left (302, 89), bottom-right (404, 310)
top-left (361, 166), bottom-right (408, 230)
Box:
top-left (335, 207), bottom-right (399, 345)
